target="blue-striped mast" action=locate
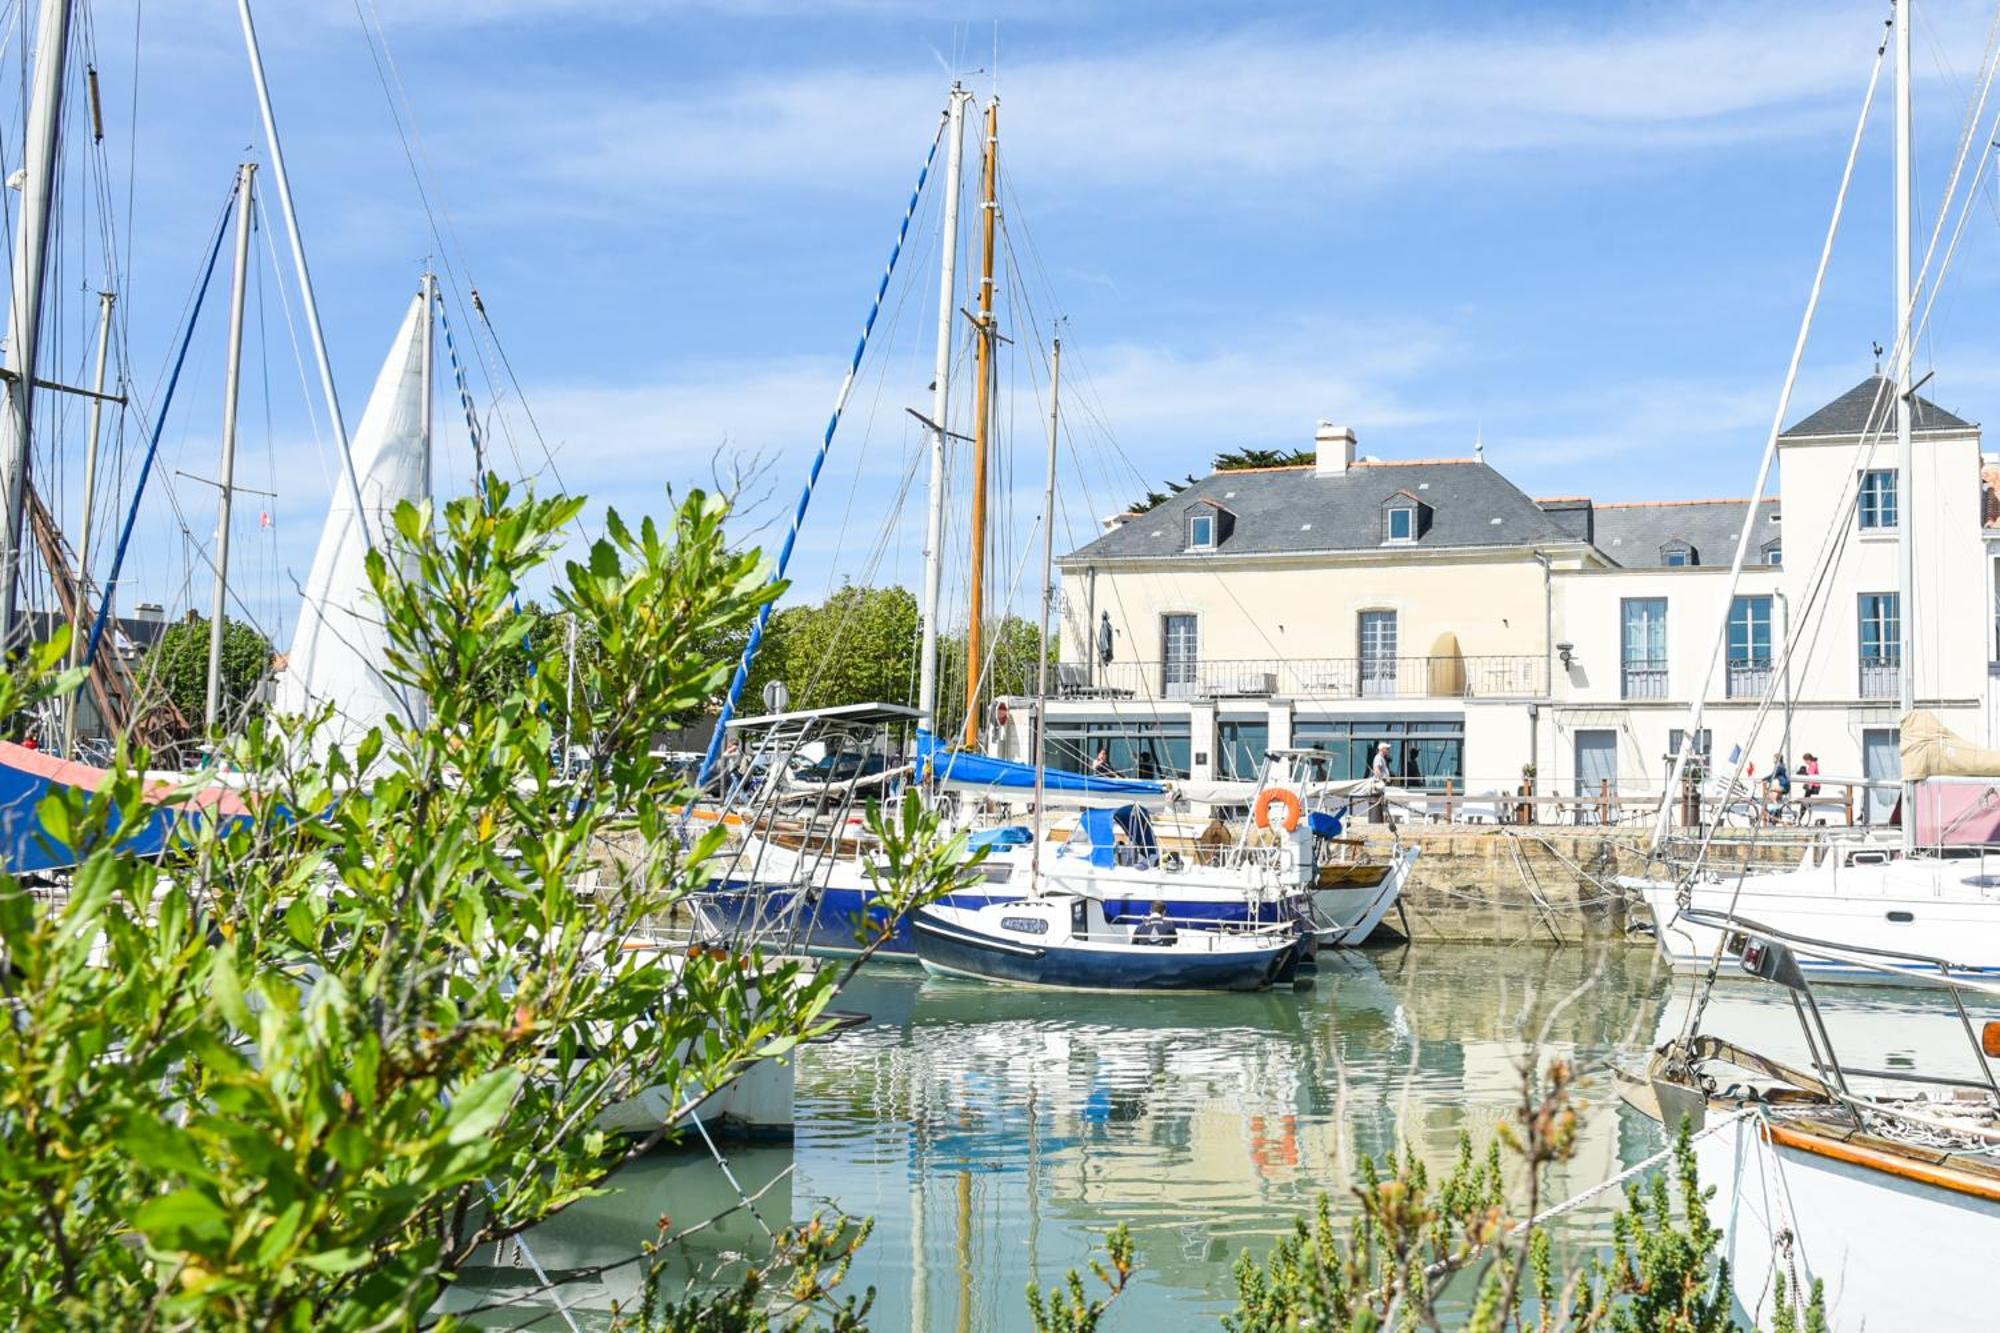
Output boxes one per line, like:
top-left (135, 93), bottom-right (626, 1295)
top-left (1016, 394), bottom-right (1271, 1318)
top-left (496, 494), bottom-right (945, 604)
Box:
top-left (693, 108), bottom-right (949, 793)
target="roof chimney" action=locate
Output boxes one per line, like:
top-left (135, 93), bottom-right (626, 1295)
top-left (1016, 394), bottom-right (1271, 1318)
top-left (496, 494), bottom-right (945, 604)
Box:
top-left (1315, 421), bottom-right (1357, 476)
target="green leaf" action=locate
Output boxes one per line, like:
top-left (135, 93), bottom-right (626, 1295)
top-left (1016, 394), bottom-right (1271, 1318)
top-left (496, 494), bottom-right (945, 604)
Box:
top-left (133, 1187), bottom-right (231, 1250)
top-left (442, 1066), bottom-right (522, 1146)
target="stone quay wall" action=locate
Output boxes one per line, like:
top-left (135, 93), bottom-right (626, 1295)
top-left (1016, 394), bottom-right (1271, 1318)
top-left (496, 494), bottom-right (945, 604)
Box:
top-left (1348, 824), bottom-right (1814, 945)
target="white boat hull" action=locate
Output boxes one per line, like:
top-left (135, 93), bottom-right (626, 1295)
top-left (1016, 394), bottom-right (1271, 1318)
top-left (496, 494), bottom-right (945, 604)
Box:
top-left (1696, 1111), bottom-right (2000, 1330)
top-left (594, 1053), bottom-right (795, 1139)
top-left (1629, 855), bottom-right (2000, 983)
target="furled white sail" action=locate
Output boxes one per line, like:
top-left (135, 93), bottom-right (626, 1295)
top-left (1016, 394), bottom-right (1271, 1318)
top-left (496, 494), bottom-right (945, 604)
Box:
top-left (274, 293), bottom-right (430, 755)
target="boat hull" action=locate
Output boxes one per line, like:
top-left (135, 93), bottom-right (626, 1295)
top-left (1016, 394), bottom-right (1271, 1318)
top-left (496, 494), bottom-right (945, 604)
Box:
top-left (702, 881), bottom-right (1312, 960)
top-left (1630, 872), bottom-right (2000, 984)
top-left (701, 846), bottom-right (1415, 960)
top-left (910, 912), bottom-right (1294, 992)
top-left (1693, 1109), bottom-right (2000, 1330)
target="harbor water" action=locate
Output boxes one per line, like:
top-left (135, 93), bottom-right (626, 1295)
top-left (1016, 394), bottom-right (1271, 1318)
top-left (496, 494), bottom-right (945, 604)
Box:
top-left (449, 943), bottom-right (1991, 1329)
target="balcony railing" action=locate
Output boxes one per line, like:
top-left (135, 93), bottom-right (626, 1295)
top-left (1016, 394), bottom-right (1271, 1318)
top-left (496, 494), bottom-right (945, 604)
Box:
top-left (1725, 659), bottom-right (1772, 700)
top-left (1860, 656), bottom-right (1901, 700)
top-left (1063, 655), bottom-right (1547, 702)
top-left (1621, 659), bottom-right (1668, 700)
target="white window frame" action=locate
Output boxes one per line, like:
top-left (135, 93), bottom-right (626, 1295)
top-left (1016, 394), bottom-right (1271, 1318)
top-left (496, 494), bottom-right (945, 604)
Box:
top-left (1187, 512), bottom-right (1216, 550)
top-left (1384, 504), bottom-right (1416, 544)
top-left (1859, 469), bottom-right (1898, 531)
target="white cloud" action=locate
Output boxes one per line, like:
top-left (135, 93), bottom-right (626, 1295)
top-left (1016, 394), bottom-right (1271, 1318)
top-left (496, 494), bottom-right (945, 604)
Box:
top-left (407, 1), bottom-right (1961, 218)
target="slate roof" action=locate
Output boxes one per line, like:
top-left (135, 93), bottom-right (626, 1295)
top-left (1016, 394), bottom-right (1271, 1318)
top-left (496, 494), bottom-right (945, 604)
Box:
top-left (1061, 460), bottom-right (1576, 563)
top-left (1780, 375), bottom-right (1974, 439)
top-left (1589, 498), bottom-right (1781, 569)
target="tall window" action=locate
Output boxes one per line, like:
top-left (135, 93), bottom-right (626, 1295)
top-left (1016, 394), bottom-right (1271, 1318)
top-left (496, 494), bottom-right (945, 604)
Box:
top-left (1859, 469), bottom-right (1898, 530)
top-left (1187, 512), bottom-right (1215, 550)
top-left (1216, 718), bottom-right (1270, 781)
top-left (1385, 505), bottom-right (1416, 543)
top-left (1666, 728), bottom-right (1713, 780)
top-left (1859, 592), bottom-right (1900, 698)
top-left (1993, 557), bottom-right (2000, 663)
top-left (1727, 596), bottom-right (1773, 699)
top-left (1621, 598), bottom-right (1668, 700)
top-left (1359, 611), bottom-right (1398, 697)
top-left (1161, 614), bottom-right (1199, 698)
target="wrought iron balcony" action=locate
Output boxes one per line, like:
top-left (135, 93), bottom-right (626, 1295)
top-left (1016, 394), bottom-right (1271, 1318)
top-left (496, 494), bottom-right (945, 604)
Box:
top-left (1060, 655), bottom-right (1548, 702)
top-left (1725, 658), bottom-right (1772, 700)
top-left (1621, 658), bottom-right (1668, 701)
top-left (1859, 656), bottom-right (1901, 700)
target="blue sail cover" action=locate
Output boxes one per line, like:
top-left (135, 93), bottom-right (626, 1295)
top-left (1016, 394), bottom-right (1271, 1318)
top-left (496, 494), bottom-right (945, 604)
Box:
top-left (915, 730), bottom-right (1165, 800)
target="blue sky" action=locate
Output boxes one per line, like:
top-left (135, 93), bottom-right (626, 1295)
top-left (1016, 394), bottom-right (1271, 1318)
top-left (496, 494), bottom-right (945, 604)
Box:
top-left (33, 0), bottom-right (2000, 642)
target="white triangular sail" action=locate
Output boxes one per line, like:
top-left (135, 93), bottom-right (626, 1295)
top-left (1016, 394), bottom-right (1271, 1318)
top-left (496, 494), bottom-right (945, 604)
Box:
top-left (275, 293), bottom-right (430, 754)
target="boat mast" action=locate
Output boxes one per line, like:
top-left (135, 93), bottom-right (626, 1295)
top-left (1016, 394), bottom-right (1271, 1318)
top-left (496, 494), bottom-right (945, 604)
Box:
top-left (420, 272), bottom-right (436, 502)
top-left (962, 96), bottom-right (999, 751)
top-left (1031, 338), bottom-right (1061, 890)
top-left (0, 0), bottom-right (75, 649)
top-left (62, 288), bottom-right (114, 757)
top-left (203, 162), bottom-right (258, 735)
top-left (237, 0), bottom-right (373, 552)
top-left (918, 84), bottom-right (969, 735)
top-left (1895, 0), bottom-right (1916, 854)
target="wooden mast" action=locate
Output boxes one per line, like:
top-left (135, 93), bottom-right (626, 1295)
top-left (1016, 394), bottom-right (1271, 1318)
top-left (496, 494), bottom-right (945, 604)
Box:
top-left (963, 96), bottom-right (999, 750)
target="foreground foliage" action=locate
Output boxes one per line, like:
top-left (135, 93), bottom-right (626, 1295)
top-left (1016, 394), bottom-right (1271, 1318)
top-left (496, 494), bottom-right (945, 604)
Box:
top-left (0, 480), bottom-right (971, 1328)
top-left (1029, 1059), bottom-right (1826, 1333)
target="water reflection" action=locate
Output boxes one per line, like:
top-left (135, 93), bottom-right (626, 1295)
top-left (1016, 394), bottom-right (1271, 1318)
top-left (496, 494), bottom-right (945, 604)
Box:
top-left (455, 944), bottom-right (1679, 1329)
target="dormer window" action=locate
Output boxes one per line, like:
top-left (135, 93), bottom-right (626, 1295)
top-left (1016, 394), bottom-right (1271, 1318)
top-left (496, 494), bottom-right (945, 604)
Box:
top-left (1660, 540), bottom-right (1696, 567)
top-left (1762, 538), bottom-right (1782, 566)
top-left (1380, 491), bottom-right (1429, 545)
top-left (1183, 499), bottom-right (1233, 551)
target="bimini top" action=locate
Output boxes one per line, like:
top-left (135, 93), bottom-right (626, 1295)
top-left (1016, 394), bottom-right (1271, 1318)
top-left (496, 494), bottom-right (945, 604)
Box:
top-left (726, 701), bottom-right (925, 731)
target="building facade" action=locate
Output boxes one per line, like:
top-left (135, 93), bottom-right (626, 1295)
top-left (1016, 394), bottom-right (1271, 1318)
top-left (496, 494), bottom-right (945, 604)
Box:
top-left (1017, 377), bottom-right (1993, 818)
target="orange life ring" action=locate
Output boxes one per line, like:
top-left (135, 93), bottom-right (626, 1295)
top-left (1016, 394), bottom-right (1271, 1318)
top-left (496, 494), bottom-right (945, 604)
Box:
top-left (1253, 787), bottom-right (1305, 832)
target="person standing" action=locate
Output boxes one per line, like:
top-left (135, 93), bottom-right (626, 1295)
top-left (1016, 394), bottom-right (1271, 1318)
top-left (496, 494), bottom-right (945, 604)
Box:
top-left (1369, 741), bottom-right (1392, 823)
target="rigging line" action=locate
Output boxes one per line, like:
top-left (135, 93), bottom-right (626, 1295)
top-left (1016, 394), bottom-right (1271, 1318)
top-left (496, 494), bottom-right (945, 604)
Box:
top-left (252, 188), bottom-right (328, 492)
top-left (84, 181), bottom-right (233, 669)
top-left (694, 106), bottom-right (950, 795)
top-left (1654, 7), bottom-right (1888, 846)
top-left (438, 298), bottom-right (486, 483)
top-left (813, 175), bottom-right (942, 600)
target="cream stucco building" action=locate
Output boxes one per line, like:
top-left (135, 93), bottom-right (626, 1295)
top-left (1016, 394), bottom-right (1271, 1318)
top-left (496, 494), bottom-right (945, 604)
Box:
top-left (1018, 376), bottom-right (1997, 820)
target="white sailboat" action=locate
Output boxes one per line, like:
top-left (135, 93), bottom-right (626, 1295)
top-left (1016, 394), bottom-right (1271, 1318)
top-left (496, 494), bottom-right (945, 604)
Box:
top-left (1625, 10), bottom-right (2000, 1329)
top-left (1629, 0), bottom-right (2000, 986)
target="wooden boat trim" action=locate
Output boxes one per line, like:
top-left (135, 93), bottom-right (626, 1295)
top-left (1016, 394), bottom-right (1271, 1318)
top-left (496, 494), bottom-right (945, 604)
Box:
top-left (1760, 1118), bottom-right (2000, 1204)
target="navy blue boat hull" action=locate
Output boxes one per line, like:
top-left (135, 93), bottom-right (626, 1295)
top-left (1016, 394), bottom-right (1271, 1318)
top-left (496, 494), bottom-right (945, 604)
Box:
top-left (700, 881), bottom-right (1305, 959)
top-left (910, 912), bottom-right (1295, 992)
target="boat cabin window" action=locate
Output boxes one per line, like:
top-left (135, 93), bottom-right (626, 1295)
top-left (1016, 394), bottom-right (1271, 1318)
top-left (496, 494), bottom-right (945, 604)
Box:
top-left (978, 863), bottom-right (1015, 883)
top-left (1000, 915), bottom-right (1048, 935)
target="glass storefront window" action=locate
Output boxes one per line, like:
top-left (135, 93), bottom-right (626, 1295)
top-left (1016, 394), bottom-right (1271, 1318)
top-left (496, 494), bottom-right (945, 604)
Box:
top-left (1044, 720), bottom-right (1192, 780)
top-left (1290, 716), bottom-right (1464, 791)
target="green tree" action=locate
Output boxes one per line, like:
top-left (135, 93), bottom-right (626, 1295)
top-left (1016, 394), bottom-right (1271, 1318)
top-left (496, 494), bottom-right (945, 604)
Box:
top-left (746, 583), bottom-right (919, 714)
top-left (1124, 446), bottom-right (1314, 514)
top-left (0, 479), bottom-right (976, 1327)
top-left (135, 615), bottom-right (272, 736)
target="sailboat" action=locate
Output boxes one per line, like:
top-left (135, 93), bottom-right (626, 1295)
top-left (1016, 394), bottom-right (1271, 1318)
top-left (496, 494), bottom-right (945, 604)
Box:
top-left (1625, 0), bottom-right (2000, 987)
top-left (1622, 8), bottom-right (2000, 1328)
top-left (694, 86), bottom-right (1414, 960)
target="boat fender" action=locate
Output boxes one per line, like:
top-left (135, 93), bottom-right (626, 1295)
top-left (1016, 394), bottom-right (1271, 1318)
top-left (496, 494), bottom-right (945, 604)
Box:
top-left (1253, 787), bottom-right (1305, 833)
